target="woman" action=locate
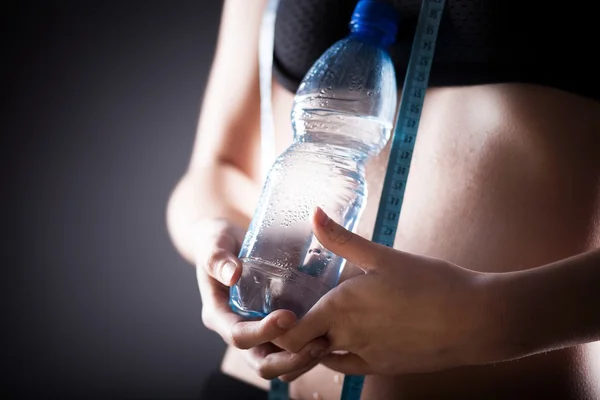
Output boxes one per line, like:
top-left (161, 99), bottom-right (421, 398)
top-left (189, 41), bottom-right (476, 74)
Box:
top-left (166, 0), bottom-right (600, 398)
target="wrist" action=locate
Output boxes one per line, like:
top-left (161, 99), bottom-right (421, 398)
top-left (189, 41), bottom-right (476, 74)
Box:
top-left (459, 271), bottom-right (515, 368)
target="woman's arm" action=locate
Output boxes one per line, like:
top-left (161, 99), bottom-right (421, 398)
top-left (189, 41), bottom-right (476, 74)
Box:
top-left (483, 247), bottom-right (600, 365)
top-left (166, 0), bottom-right (267, 263)
top-left (165, 1), bottom-right (324, 384)
top-left (263, 208), bottom-right (600, 377)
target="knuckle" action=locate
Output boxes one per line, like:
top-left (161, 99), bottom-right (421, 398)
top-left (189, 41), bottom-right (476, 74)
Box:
top-left (256, 360), bottom-right (273, 379)
top-left (229, 327), bottom-right (245, 349)
top-left (329, 225), bottom-right (353, 246)
top-left (204, 248), bottom-right (228, 276)
top-left (263, 315), bottom-right (283, 337)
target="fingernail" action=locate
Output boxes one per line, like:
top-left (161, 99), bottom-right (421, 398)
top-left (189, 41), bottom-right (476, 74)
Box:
top-left (311, 345), bottom-right (328, 358)
top-left (277, 315), bottom-right (295, 330)
top-left (221, 261), bottom-right (236, 284)
top-left (314, 207), bottom-right (330, 227)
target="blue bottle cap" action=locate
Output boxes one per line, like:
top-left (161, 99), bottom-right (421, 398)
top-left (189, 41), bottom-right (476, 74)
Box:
top-left (350, 0), bottom-right (398, 47)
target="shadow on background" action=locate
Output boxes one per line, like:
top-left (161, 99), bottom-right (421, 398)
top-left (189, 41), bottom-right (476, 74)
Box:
top-left (3, 0), bottom-right (227, 398)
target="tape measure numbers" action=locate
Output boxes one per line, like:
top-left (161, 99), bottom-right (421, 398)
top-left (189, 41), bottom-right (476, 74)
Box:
top-left (372, 0), bottom-right (445, 247)
top-left (341, 0), bottom-right (446, 399)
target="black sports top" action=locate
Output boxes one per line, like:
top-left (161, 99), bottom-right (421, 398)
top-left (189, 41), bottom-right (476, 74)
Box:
top-left (273, 0), bottom-right (599, 100)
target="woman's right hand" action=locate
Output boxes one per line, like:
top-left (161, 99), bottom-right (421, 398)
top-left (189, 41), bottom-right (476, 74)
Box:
top-left (194, 218), bottom-right (330, 381)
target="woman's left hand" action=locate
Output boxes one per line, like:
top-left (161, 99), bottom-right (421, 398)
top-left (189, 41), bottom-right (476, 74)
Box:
top-left (266, 207), bottom-right (496, 378)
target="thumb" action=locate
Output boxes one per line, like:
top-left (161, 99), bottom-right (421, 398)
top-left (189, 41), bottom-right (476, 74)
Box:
top-left (312, 207), bottom-right (390, 273)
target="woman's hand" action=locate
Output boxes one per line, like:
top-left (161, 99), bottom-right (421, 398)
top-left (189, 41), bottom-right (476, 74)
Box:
top-left (269, 207), bottom-right (493, 377)
top-left (194, 218), bottom-right (329, 381)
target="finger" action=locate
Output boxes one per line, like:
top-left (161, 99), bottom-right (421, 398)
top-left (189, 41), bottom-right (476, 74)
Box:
top-left (196, 263), bottom-right (226, 307)
top-left (320, 352), bottom-right (372, 375)
top-left (194, 220), bottom-right (244, 286)
top-left (312, 207), bottom-right (391, 273)
top-left (256, 337), bottom-right (330, 380)
top-left (274, 299), bottom-right (332, 354)
top-left (241, 342), bottom-right (281, 370)
top-left (201, 297), bottom-right (245, 345)
top-left (199, 247), bottom-right (242, 286)
top-left (197, 269), bottom-right (244, 343)
top-left (201, 306), bottom-right (244, 345)
top-left (278, 365), bottom-right (314, 382)
top-left (231, 309), bottom-right (297, 349)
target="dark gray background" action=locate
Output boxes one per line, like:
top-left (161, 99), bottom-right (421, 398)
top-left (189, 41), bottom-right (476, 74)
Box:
top-left (4, 0), bottom-right (227, 398)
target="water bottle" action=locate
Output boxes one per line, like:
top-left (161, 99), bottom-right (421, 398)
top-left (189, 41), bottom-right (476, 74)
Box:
top-left (230, 0), bottom-right (398, 319)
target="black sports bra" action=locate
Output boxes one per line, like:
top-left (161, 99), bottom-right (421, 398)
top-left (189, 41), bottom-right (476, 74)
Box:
top-left (273, 0), bottom-right (600, 101)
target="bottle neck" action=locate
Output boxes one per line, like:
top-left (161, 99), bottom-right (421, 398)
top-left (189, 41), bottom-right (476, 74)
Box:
top-left (348, 0), bottom-right (398, 49)
top-left (348, 30), bottom-right (392, 49)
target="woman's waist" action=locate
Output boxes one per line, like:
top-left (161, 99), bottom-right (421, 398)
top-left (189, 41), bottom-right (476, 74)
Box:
top-left (364, 344), bottom-right (600, 399)
top-left (353, 85), bottom-right (600, 273)
top-left (356, 164), bottom-right (600, 275)
top-left (221, 344), bottom-right (600, 400)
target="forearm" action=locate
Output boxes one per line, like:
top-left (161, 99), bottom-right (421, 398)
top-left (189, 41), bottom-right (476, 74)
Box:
top-left (166, 162), bottom-right (260, 264)
top-left (190, 0), bottom-right (266, 177)
top-left (167, 0), bottom-right (268, 264)
top-left (480, 247), bottom-right (600, 364)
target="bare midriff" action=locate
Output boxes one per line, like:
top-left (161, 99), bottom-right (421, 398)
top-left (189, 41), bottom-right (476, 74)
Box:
top-left (222, 81), bottom-right (600, 399)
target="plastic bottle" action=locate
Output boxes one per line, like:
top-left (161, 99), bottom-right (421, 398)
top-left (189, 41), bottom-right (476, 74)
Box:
top-left (230, 0), bottom-right (398, 319)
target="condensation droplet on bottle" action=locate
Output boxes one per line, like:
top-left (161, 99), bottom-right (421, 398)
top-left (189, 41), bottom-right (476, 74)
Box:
top-left (367, 90), bottom-right (374, 97)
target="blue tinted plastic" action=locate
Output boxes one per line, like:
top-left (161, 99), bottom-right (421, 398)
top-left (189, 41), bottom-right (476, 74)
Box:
top-left (350, 0), bottom-right (399, 47)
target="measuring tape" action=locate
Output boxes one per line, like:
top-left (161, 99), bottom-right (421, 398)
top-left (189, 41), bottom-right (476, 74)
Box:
top-left (266, 0), bottom-right (446, 399)
top-left (269, 378), bottom-right (289, 400)
top-left (341, 0), bottom-right (446, 399)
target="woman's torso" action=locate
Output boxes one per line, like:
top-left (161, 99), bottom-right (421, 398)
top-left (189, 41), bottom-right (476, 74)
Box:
top-left (223, 1), bottom-right (600, 398)
top-left (222, 81), bottom-right (600, 399)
